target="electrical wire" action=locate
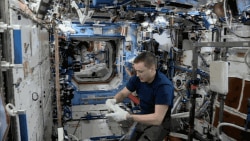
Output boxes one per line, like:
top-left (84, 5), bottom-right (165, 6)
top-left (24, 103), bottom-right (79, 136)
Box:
top-left (68, 134), bottom-right (80, 141)
top-left (73, 119), bottom-right (81, 135)
top-left (223, 0), bottom-right (250, 38)
top-left (229, 29), bottom-right (250, 38)
top-left (217, 122), bottom-right (250, 140)
top-left (244, 48), bottom-right (250, 69)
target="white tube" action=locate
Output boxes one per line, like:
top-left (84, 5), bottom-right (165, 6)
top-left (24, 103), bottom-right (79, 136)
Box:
top-left (171, 112), bottom-right (189, 119)
top-left (169, 132), bottom-right (188, 140)
top-left (171, 94), bottom-right (182, 114)
top-left (217, 122), bottom-right (250, 140)
top-left (223, 0), bottom-right (231, 29)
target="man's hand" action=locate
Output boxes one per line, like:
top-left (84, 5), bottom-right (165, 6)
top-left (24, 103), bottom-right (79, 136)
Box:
top-left (106, 108), bottom-right (129, 122)
top-left (105, 99), bottom-right (116, 111)
top-left (105, 99), bottom-right (131, 122)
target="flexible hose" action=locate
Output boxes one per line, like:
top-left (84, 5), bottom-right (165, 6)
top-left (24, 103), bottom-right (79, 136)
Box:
top-left (171, 112), bottom-right (190, 119)
top-left (217, 122), bottom-right (250, 140)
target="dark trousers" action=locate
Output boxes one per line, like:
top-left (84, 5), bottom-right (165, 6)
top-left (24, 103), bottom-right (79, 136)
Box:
top-left (122, 122), bottom-right (170, 141)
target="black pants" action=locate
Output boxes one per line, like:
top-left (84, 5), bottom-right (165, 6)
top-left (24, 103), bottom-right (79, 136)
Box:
top-left (122, 122), bottom-right (170, 141)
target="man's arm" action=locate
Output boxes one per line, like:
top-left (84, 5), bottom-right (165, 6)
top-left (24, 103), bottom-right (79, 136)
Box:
top-left (128, 105), bottom-right (169, 125)
top-left (114, 87), bottom-right (131, 103)
top-left (106, 87), bottom-right (131, 113)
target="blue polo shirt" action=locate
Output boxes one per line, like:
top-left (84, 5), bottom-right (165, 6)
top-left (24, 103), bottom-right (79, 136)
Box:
top-left (126, 70), bottom-right (174, 114)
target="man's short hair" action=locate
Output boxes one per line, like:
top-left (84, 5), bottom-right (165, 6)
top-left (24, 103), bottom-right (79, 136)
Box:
top-left (133, 52), bottom-right (157, 68)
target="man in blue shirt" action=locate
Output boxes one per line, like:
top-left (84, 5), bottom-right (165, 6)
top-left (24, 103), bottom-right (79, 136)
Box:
top-left (106, 51), bottom-right (174, 141)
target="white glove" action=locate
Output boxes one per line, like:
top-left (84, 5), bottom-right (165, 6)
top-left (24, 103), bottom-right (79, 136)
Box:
top-left (106, 109), bottom-right (129, 122)
top-left (105, 99), bottom-right (116, 111)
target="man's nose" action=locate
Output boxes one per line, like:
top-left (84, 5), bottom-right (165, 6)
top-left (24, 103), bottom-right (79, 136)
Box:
top-left (136, 73), bottom-right (140, 77)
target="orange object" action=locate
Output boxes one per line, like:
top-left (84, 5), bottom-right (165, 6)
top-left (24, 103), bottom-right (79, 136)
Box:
top-left (128, 94), bottom-right (140, 105)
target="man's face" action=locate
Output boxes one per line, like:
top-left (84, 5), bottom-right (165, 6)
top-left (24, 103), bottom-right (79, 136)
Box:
top-left (133, 62), bottom-right (154, 83)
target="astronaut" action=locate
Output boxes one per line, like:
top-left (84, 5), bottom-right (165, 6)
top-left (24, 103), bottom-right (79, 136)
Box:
top-left (106, 51), bottom-right (174, 141)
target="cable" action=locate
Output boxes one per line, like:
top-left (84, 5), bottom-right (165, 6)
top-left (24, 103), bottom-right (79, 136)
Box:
top-left (244, 48), bottom-right (250, 69)
top-left (73, 119), bottom-right (81, 135)
top-left (229, 29), bottom-right (250, 38)
top-left (173, 73), bottom-right (186, 91)
top-left (223, 0), bottom-right (250, 38)
top-left (68, 134), bottom-right (79, 141)
top-left (217, 122), bottom-right (250, 140)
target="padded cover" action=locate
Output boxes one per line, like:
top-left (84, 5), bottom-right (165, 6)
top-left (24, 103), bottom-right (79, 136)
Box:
top-left (209, 61), bottom-right (228, 94)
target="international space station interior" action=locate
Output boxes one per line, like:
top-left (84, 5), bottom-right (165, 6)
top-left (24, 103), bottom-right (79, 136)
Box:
top-left (1, 0), bottom-right (250, 141)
